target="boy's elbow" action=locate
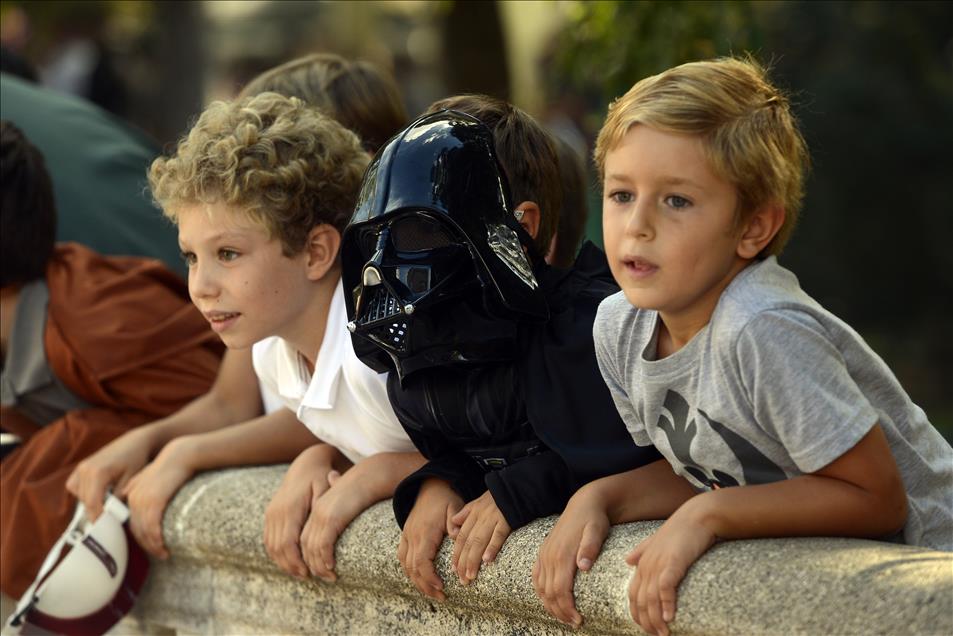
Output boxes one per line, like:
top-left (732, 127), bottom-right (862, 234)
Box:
top-left (871, 473), bottom-right (908, 538)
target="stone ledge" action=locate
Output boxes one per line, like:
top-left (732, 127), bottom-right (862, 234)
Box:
top-left (122, 466), bottom-right (953, 635)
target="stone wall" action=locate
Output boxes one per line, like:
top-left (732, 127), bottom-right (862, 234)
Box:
top-left (122, 466), bottom-right (953, 635)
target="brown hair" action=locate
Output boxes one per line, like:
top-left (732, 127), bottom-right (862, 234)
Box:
top-left (549, 135), bottom-right (589, 267)
top-left (426, 95), bottom-right (561, 258)
top-left (149, 92), bottom-right (368, 255)
top-left (239, 53), bottom-right (407, 153)
top-left (594, 56), bottom-right (809, 256)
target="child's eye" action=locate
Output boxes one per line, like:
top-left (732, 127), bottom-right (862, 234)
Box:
top-left (180, 251), bottom-right (197, 267)
top-left (218, 249), bottom-right (240, 262)
top-left (664, 195), bottom-right (692, 209)
top-left (609, 191), bottom-right (634, 204)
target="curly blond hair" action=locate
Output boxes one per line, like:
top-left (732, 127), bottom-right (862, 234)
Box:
top-left (594, 56), bottom-right (810, 257)
top-left (149, 92), bottom-right (369, 255)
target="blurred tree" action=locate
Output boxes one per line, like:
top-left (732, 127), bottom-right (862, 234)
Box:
top-left (549, 0), bottom-right (953, 438)
top-left (443, 0), bottom-right (510, 99)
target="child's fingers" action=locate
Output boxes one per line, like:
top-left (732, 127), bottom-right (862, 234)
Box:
top-left (625, 537), bottom-right (648, 566)
top-left (409, 545), bottom-right (445, 600)
top-left (645, 576), bottom-right (668, 636)
top-left (576, 521), bottom-right (608, 571)
top-left (448, 503), bottom-right (469, 539)
top-left (326, 470), bottom-right (341, 486)
top-left (552, 561), bottom-right (582, 627)
top-left (403, 526), bottom-right (446, 601)
top-left (658, 567), bottom-right (680, 624)
top-left (627, 568), bottom-right (642, 626)
top-left (315, 519), bottom-right (341, 582)
top-left (266, 517), bottom-right (307, 579)
top-left (450, 513), bottom-right (473, 576)
top-left (480, 521), bottom-right (509, 564)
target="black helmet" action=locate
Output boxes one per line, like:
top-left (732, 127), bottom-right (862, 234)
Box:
top-left (341, 110), bottom-right (547, 379)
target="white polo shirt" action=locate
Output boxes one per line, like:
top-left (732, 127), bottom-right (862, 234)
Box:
top-left (251, 281), bottom-right (415, 464)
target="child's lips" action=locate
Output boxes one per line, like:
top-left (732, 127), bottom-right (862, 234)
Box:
top-left (623, 256), bottom-right (658, 279)
top-left (204, 311), bottom-right (241, 332)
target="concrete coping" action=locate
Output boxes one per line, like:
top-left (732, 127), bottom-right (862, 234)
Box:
top-left (125, 465), bottom-right (953, 635)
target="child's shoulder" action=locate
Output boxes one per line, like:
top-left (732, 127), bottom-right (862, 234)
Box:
top-left (712, 257), bottom-right (862, 364)
top-left (715, 257), bottom-right (821, 333)
top-left (593, 290), bottom-right (657, 353)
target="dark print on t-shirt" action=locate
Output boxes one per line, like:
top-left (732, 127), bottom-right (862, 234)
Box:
top-left (657, 389), bottom-right (786, 490)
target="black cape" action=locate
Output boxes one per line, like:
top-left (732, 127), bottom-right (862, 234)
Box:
top-left (390, 242), bottom-right (661, 528)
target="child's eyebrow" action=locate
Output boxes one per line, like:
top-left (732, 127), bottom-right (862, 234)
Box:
top-left (658, 176), bottom-right (705, 190)
top-left (604, 173), bottom-right (706, 191)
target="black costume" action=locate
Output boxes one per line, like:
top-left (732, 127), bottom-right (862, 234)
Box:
top-left (341, 111), bottom-right (660, 529)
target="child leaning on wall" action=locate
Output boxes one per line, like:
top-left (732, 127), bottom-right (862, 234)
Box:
top-left (532, 56), bottom-right (953, 634)
top-left (0, 121), bottom-right (223, 599)
top-left (68, 90), bottom-right (423, 584)
top-left (67, 54), bottom-right (417, 583)
top-left (340, 98), bottom-right (662, 602)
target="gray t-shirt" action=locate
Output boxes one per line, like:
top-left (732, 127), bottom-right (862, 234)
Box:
top-left (594, 256), bottom-right (953, 551)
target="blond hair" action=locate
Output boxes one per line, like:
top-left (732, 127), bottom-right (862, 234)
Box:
top-left (594, 57), bottom-right (809, 256)
top-left (149, 92), bottom-right (369, 255)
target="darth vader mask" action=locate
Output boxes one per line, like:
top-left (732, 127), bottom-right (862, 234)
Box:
top-left (341, 111), bottom-right (548, 380)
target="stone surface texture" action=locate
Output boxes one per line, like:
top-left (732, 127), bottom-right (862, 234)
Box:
top-left (120, 466), bottom-right (953, 635)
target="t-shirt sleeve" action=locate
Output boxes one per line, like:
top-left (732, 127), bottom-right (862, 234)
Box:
top-left (733, 309), bottom-right (879, 473)
top-left (593, 300), bottom-right (652, 447)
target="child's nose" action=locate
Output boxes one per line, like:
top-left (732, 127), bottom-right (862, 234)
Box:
top-left (625, 200), bottom-right (655, 240)
top-left (189, 263), bottom-right (219, 300)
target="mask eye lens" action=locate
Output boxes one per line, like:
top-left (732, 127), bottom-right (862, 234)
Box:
top-left (406, 267), bottom-right (430, 294)
top-left (391, 216), bottom-right (455, 252)
top-left (360, 230), bottom-right (380, 258)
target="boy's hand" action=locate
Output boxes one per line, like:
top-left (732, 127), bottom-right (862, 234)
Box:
top-left (299, 469), bottom-right (366, 583)
top-left (120, 438), bottom-right (199, 559)
top-left (626, 510), bottom-right (715, 636)
top-left (397, 479), bottom-right (463, 601)
top-left (66, 428), bottom-right (153, 521)
top-left (532, 496), bottom-right (610, 627)
top-left (263, 444), bottom-right (339, 579)
top-left (449, 490), bottom-right (510, 586)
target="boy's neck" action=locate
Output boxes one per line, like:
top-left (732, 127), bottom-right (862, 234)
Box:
top-left (656, 258), bottom-right (752, 358)
top-left (283, 270), bottom-right (342, 375)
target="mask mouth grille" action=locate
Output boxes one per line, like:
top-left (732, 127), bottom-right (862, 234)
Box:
top-left (370, 320), bottom-right (409, 351)
top-left (357, 285), bottom-right (402, 325)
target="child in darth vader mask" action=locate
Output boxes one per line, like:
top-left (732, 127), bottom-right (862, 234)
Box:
top-left (341, 104), bottom-right (661, 600)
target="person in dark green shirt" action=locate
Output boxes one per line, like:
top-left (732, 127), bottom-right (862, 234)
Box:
top-left (1, 73), bottom-right (183, 275)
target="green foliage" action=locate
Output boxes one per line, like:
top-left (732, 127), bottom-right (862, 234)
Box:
top-left (552, 1), bottom-right (762, 108)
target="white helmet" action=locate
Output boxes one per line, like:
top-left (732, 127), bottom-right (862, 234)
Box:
top-left (3, 495), bottom-right (150, 635)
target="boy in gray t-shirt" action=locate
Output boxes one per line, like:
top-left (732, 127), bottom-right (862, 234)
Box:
top-left (532, 57), bottom-right (953, 635)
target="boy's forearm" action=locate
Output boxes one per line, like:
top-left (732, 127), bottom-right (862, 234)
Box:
top-left (682, 473), bottom-right (906, 541)
top-left (580, 460), bottom-right (697, 524)
top-left (681, 424), bottom-right (908, 541)
top-left (171, 408), bottom-right (317, 473)
top-left (135, 352), bottom-right (265, 454)
top-left (339, 452), bottom-right (427, 502)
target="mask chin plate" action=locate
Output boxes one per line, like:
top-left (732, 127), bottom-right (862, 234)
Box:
top-left (358, 285), bottom-right (402, 324)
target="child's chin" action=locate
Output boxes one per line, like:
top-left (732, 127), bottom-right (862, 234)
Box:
top-left (622, 288), bottom-right (654, 310)
top-left (219, 333), bottom-right (252, 349)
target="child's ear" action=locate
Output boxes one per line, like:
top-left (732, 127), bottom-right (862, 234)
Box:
top-left (514, 200), bottom-right (541, 240)
top-left (304, 224), bottom-right (341, 281)
top-left (737, 203), bottom-right (785, 259)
